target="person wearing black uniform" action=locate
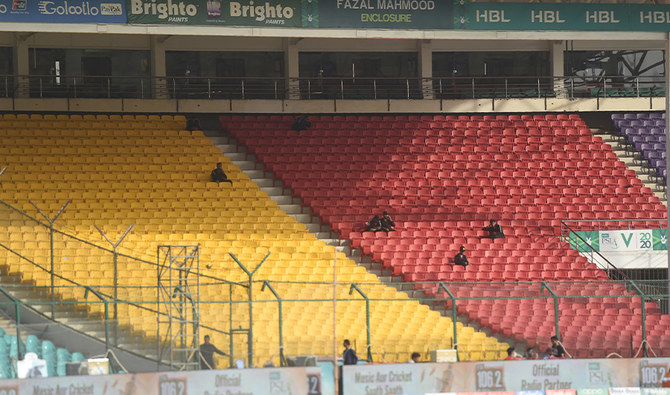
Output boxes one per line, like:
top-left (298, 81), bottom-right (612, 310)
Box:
top-left (380, 211), bottom-right (396, 232)
top-left (550, 336), bottom-right (567, 358)
top-left (483, 219), bottom-right (505, 240)
top-left (364, 215), bottom-right (382, 232)
top-left (211, 162), bottom-right (233, 185)
top-left (292, 115), bottom-right (311, 132)
top-left (454, 246), bottom-right (469, 267)
top-left (199, 335), bottom-right (227, 369)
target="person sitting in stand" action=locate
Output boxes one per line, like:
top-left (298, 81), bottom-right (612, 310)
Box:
top-left (524, 347), bottom-right (539, 360)
top-left (380, 211), bottom-right (396, 232)
top-left (364, 215), bottom-right (382, 232)
top-left (211, 162), bottom-right (233, 185)
top-left (409, 352), bottom-right (420, 363)
top-left (292, 115), bottom-right (311, 132)
top-left (550, 336), bottom-right (568, 359)
top-left (453, 246), bottom-right (469, 267)
top-left (505, 347), bottom-right (522, 360)
top-left (482, 219), bottom-right (505, 240)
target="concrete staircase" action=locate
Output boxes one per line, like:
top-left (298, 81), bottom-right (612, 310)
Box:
top-left (205, 130), bottom-right (494, 350)
top-left (591, 128), bottom-right (667, 206)
top-left (0, 264), bottom-right (162, 366)
top-left (206, 131), bottom-right (402, 284)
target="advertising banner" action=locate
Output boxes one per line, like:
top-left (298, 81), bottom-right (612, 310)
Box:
top-left (343, 358), bottom-right (670, 395)
top-left (599, 230), bottom-right (654, 252)
top-left (0, 0), bottom-right (126, 23)
top-left (316, 0), bottom-right (453, 29)
top-left (126, 0), bottom-right (303, 26)
top-left (0, 366), bottom-right (308, 394)
top-left (456, 3), bottom-right (670, 31)
top-left (122, 0), bottom-right (670, 30)
top-left (570, 229), bottom-right (667, 253)
top-left (569, 231), bottom-right (599, 252)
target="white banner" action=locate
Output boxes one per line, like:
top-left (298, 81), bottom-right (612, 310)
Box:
top-left (0, 366), bottom-right (309, 394)
top-left (343, 358), bottom-right (670, 395)
top-left (599, 230), bottom-right (654, 252)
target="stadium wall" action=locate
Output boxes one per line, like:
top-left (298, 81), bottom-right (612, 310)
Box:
top-left (0, 97), bottom-right (665, 114)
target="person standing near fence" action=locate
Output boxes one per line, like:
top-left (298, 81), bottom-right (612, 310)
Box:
top-left (199, 335), bottom-right (227, 369)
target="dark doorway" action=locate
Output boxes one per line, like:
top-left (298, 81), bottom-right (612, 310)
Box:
top-left (81, 56), bottom-right (112, 98)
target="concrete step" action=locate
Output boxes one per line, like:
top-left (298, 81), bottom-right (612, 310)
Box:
top-left (215, 144), bottom-right (239, 153)
top-left (260, 186), bottom-right (284, 196)
top-left (594, 130), bottom-right (667, 205)
top-left (245, 169), bottom-right (268, 179)
top-left (226, 152), bottom-right (249, 161)
top-left (304, 223), bottom-right (321, 232)
top-left (278, 204), bottom-right (302, 215)
top-left (230, 160), bottom-right (261, 171)
top-left (209, 137), bottom-right (230, 145)
top-left (272, 195), bottom-right (297, 205)
top-left (254, 179), bottom-right (276, 188)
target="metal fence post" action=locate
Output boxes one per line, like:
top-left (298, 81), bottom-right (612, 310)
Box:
top-left (349, 284), bottom-right (372, 362)
top-left (230, 252), bottom-right (270, 368)
top-left (627, 281), bottom-right (648, 357)
top-left (261, 281), bottom-right (286, 366)
top-left (95, 224), bottom-right (134, 323)
top-left (0, 287), bottom-right (22, 360)
top-left (540, 281), bottom-right (560, 339)
top-left (229, 284), bottom-right (234, 368)
top-left (30, 200), bottom-right (70, 319)
top-left (85, 286), bottom-right (110, 351)
top-left (437, 283), bottom-right (458, 359)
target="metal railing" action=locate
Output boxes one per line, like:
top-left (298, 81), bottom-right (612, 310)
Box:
top-left (0, 196), bottom-right (668, 371)
top-left (561, 218), bottom-right (668, 286)
top-left (0, 74), bottom-right (665, 101)
top-left (0, 279), bottom-right (666, 371)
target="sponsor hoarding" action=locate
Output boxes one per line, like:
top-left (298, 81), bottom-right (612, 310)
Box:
top-left (343, 358), bottom-right (670, 395)
top-left (0, 0), bottom-right (125, 22)
top-left (456, 3), bottom-right (670, 31)
top-left (126, 0), bottom-right (303, 26)
top-left (0, 366), bottom-right (308, 394)
top-left (570, 229), bottom-right (667, 253)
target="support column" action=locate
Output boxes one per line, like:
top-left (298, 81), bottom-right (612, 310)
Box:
top-left (418, 40), bottom-right (433, 99)
top-left (284, 38), bottom-right (300, 100)
top-left (13, 33), bottom-right (31, 98)
top-left (151, 36), bottom-right (168, 99)
top-left (550, 40), bottom-right (565, 98)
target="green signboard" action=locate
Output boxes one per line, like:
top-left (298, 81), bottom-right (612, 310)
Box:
top-left (124, 0), bottom-right (670, 30)
top-left (317, 0), bottom-right (453, 29)
top-left (569, 229), bottom-right (668, 253)
top-left (127, 0), bottom-right (304, 26)
top-left (652, 228), bottom-right (667, 251)
top-left (570, 230), bottom-right (599, 252)
top-left (457, 3), bottom-right (670, 31)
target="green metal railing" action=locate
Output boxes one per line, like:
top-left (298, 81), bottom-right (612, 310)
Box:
top-left (0, 279), bottom-right (665, 368)
top-left (0, 196), bottom-right (668, 368)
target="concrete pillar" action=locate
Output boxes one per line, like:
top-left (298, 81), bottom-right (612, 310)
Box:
top-left (151, 36), bottom-right (168, 99)
top-left (13, 33), bottom-right (31, 98)
top-left (284, 38), bottom-right (300, 100)
top-left (550, 40), bottom-right (566, 98)
top-left (418, 40), bottom-right (433, 99)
